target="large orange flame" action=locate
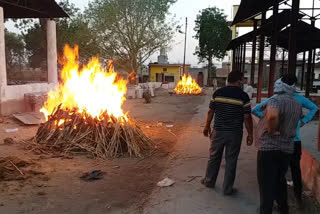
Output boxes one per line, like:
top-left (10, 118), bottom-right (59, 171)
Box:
top-left (41, 45), bottom-right (128, 122)
top-left (174, 74), bottom-right (202, 95)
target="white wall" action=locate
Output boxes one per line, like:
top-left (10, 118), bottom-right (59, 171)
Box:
top-left (0, 83), bottom-right (56, 102)
top-left (0, 83), bottom-right (57, 115)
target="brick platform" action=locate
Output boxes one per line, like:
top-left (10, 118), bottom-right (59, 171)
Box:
top-left (301, 148), bottom-right (320, 201)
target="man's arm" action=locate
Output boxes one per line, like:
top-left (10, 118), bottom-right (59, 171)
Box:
top-left (266, 107), bottom-right (280, 136)
top-left (244, 113), bottom-right (253, 145)
top-left (297, 94), bottom-right (319, 126)
top-left (203, 108), bottom-right (214, 137)
top-left (243, 93), bottom-right (253, 145)
top-left (252, 98), bottom-right (271, 118)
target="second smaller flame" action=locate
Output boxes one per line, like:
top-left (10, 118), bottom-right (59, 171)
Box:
top-left (174, 74), bottom-right (202, 95)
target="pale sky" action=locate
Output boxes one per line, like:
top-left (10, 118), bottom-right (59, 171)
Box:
top-left (155, 0), bottom-right (240, 67)
top-left (65, 0), bottom-right (241, 67)
top-left (6, 0), bottom-right (320, 67)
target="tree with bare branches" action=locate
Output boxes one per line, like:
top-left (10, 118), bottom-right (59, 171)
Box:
top-left (87, 0), bottom-right (176, 74)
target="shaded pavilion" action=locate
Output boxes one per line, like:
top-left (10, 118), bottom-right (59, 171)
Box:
top-left (228, 0), bottom-right (320, 102)
top-left (0, 0), bottom-right (68, 115)
top-left (230, 2), bottom-right (320, 199)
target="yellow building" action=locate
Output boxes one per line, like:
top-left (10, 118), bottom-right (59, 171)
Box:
top-left (148, 63), bottom-right (191, 83)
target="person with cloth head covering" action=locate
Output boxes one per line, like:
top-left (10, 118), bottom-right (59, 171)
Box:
top-left (252, 75), bottom-right (318, 210)
top-left (254, 74), bottom-right (303, 214)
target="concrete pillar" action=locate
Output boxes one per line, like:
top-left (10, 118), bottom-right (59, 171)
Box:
top-left (268, 3), bottom-right (279, 97)
top-left (47, 19), bottom-right (58, 84)
top-left (0, 7), bottom-right (7, 86)
top-left (232, 48), bottom-right (236, 71)
top-left (251, 20), bottom-right (258, 85)
top-left (231, 25), bottom-right (237, 71)
top-left (300, 52), bottom-right (306, 91)
top-left (242, 43), bottom-right (246, 73)
top-left (257, 11), bottom-right (266, 104)
top-left (287, 0), bottom-right (300, 74)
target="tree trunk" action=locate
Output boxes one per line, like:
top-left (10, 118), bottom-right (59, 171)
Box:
top-left (129, 55), bottom-right (138, 85)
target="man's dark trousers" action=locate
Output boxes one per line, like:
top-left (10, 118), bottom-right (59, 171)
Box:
top-left (257, 150), bottom-right (290, 214)
top-left (290, 141), bottom-right (302, 201)
top-left (204, 130), bottom-right (243, 194)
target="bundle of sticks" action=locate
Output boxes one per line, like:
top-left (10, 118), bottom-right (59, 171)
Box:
top-left (35, 104), bottom-right (155, 158)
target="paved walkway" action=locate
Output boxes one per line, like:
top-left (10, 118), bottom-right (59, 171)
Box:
top-left (143, 94), bottom-right (259, 214)
top-left (143, 93), bottom-right (320, 214)
top-left (300, 120), bottom-right (320, 161)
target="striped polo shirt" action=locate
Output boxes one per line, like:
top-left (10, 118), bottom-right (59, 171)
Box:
top-left (210, 86), bottom-right (251, 133)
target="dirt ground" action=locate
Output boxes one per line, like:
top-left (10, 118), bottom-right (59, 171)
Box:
top-left (0, 88), bottom-right (205, 214)
top-left (1, 88), bottom-right (319, 214)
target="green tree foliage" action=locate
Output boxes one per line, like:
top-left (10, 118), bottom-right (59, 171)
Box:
top-left (23, 22), bottom-right (47, 68)
top-left (87, 0), bottom-right (176, 73)
top-left (194, 7), bottom-right (231, 85)
top-left (15, 0), bottom-right (97, 68)
top-left (55, 1), bottom-right (100, 59)
top-left (11, 0), bottom-right (176, 73)
top-left (57, 14), bottom-right (100, 61)
top-left (5, 30), bottom-right (25, 70)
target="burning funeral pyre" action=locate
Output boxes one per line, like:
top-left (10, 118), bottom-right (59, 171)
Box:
top-left (35, 45), bottom-right (154, 158)
top-left (174, 74), bottom-right (202, 95)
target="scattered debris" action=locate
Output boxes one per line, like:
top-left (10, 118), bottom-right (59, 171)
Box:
top-left (3, 138), bottom-right (14, 145)
top-left (157, 122), bottom-right (163, 126)
top-left (167, 130), bottom-right (177, 137)
top-left (9, 160), bottom-right (24, 176)
top-left (157, 177), bottom-right (175, 187)
top-left (136, 150), bottom-right (157, 163)
top-left (287, 181), bottom-right (293, 187)
top-left (50, 154), bottom-right (73, 159)
top-left (0, 157), bottom-right (30, 181)
top-left (187, 176), bottom-right (202, 182)
top-left (13, 112), bottom-right (44, 125)
top-left (37, 191), bottom-right (46, 196)
top-left (80, 170), bottom-right (104, 181)
top-left (0, 157), bottom-right (46, 182)
top-left (29, 169), bottom-right (45, 176)
top-left (5, 128), bottom-right (19, 133)
top-left (303, 190), bottom-right (313, 197)
top-left (41, 176), bottom-right (50, 182)
top-left (183, 156), bottom-right (208, 160)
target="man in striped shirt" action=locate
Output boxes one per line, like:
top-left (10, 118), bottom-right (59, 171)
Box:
top-left (202, 71), bottom-right (253, 195)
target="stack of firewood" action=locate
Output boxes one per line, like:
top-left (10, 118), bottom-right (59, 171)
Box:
top-left (35, 104), bottom-right (154, 158)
